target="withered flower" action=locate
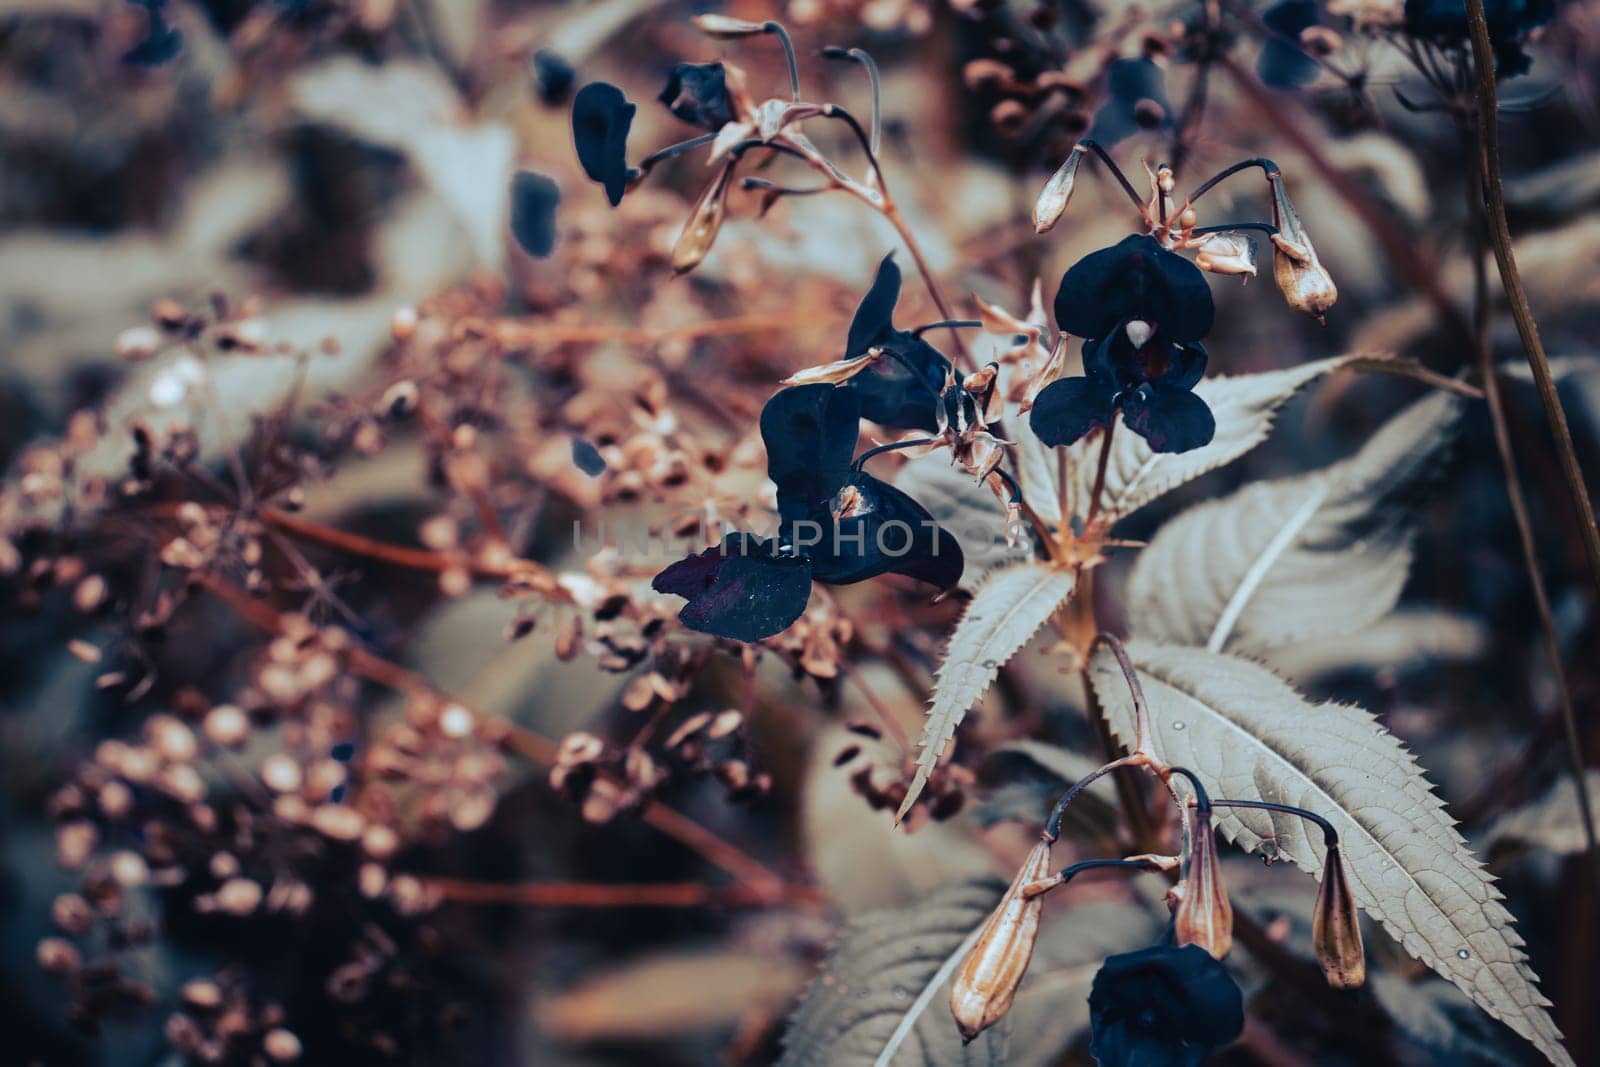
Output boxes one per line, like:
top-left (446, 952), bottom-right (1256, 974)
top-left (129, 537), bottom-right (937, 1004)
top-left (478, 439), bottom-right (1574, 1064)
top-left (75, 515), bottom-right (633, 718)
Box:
top-left (1313, 843), bottom-right (1366, 988)
top-left (1173, 811), bottom-right (1233, 960)
top-left (950, 840), bottom-right (1054, 1041)
top-left (1268, 172), bottom-right (1338, 322)
top-left (659, 62), bottom-right (739, 130)
top-left (671, 160), bottom-right (736, 273)
top-left (1193, 231), bottom-right (1258, 279)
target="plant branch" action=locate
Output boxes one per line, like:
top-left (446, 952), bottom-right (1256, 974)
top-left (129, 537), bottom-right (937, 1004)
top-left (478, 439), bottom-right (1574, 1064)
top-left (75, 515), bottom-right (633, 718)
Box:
top-left (1462, 0), bottom-right (1600, 603)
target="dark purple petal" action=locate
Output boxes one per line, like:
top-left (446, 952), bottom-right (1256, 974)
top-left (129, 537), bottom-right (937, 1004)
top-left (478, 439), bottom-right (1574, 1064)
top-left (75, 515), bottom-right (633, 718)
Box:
top-left (1163, 340), bottom-right (1208, 391)
top-left (1258, 1), bottom-right (1322, 89)
top-left (1085, 58), bottom-right (1171, 146)
top-left (658, 62), bottom-right (736, 130)
top-left (760, 385), bottom-right (861, 522)
top-left (533, 49), bottom-right (575, 104)
top-left (653, 535), bottom-right (813, 641)
top-left (847, 333), bottom-right (949, 432)
top-left (1054, 235), bottom-right (1213, 343)
top-left (1029, 377), bottom-right (1118, 447)
top-left (572, 82), bottom-right (635, 206)
top-left (1088, 944), bottom-right (1243, 1067)
top-left (571, 437), bottom-right (606, 476)
top-left (1120, 386), bottom-right (1215, 454)
top-left (846, 254), bottom-right (902, 358)
top-left (510, 171), bottom-right (560, 258)
top-left (805, 475), bottom-right (963, 589)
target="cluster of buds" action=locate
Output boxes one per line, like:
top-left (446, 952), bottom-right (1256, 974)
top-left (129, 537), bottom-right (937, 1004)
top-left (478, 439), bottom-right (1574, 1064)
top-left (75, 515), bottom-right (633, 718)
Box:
top-left (1033, 143), bottom-right (1338, 322)
top-left (948, 637), bottom-right (1365, 1044)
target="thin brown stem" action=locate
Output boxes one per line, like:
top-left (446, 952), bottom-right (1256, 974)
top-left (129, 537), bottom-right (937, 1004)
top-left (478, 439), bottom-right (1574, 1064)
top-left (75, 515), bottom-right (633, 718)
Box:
top-left (1457, 113), bottom-right (1600, 876)
top-left (425, 877), bottom-right (821, 909)
top-left (1086, 420), bottom-right (1117, 523)
top-left (1462, 0), bottom-right (1600, 602)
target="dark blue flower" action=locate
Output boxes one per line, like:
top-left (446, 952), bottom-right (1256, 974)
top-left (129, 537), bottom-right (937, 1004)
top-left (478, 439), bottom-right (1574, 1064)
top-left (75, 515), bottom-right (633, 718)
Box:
top-left (841, 255), bottom-right (953, 432)
top-left (1086, 59), bottom-right (1171, 146)
top-left (1088, 944), bottom-right (1244, 1067)
top-left (1258, 1), bottom-right (1322, 89)
top-left (1030, 321), bottom-right (1214, 453)
top-left (572, 82), bottom-right (636, 206)
top-left (123, 1), bottom-right (183, 67)
top-left (510, 171), bottom-right (560, 258)
top-left (1404, 0), bottom-right (1553, 76)
top-left (659, 62), bottom-right (738, 130)
top-left (653, 385), bottom-right (962, 641)
top-left (1054, 235), bottom-right (1214, 343)
top-left (533, 50), bottom-right (575, 105)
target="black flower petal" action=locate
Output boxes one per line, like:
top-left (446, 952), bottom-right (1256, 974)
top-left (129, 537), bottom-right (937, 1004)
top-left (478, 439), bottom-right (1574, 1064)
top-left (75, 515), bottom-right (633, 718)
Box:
top-left (652, 534), bottom-right (814, 642)
top-left (1088, 944), bottom-right (1244, 1067)
top-left (534, 49), bottom-right (576, 105)
top-left (847, 254), bottom-right (902, 359)
top-left (851, 335), bottom-right (949, 432)
top-left (510, 171), bottom-right (560, 258)
top-left (659, 62), bottom-right (737, 130)
top-left (1084, 326), bottom-right (1209, 393)
top-left (760, 385), bottom-right (860, 524)
top-left (1029, 377), bottom-right (1119, 447)
top-left (123, 2), bottom-right (183, 67)
top-left (805, 474), bottom-right (963, 589)
top-left (1085, 58), bottom-right (1171, 146)
top-left (1405, 0), bottom-right (1553, 76)
top-left (572, 82), bottom-right (636, 206)
top-left (1054, 235), bottom-right (1214, 343)
top-left (571, 437), bottom-right (606, 476)
top-left (1121, 386), bottom-right (1215, 453)
top-left (1258, 0), bottom-right (1322, 89)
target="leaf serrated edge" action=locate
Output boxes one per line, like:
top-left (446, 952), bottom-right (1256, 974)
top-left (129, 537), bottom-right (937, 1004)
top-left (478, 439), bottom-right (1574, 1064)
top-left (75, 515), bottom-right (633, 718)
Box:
top-left (1089, 644), bottom-right (1574, 1067)
top-left (895, 565), bottom-right (1077, 823)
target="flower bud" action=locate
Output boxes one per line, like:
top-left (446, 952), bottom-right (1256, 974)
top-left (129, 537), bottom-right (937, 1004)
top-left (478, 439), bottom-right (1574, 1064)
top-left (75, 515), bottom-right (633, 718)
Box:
top-left (672, 160), bottom-right (736, 274)
top-left (1312, 844), bottom-right (1365, 988)
top-left (1194, 232), bottom-right (1258, 279)
top-left (1033, 145), bottom-right (1085, 233)
top-left (950, 840), bottom-right (1054, 1041)
top-left (1173, 813), bottom-right (1233, 960)
top-left (1268, 174), bottom-right (1337, 322)
top-left (691, 14), bottom-right (767, 37)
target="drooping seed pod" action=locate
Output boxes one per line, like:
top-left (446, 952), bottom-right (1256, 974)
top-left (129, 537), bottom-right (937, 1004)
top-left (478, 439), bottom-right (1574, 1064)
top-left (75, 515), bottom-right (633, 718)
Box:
top-left (1034, 144), bottom-right (1086, 233)
top-left (1173, 811), bottom-right (1233, 960)
top-left (1268, 173), bottom-right (1338, 322)
top-left (1313, 843), bottom-right (1365, 988)
top-left (672, 160), bottom-right (737, 274)
top-left (691, 14), bottom-right (767, 37)
top-left (950, 840), bottom-right (1055, 1041)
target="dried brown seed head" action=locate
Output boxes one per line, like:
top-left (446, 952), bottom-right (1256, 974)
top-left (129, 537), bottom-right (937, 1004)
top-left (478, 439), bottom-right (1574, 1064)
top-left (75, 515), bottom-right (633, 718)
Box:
top-left (949, 839), bottom-right (1054, 1041)
top-left (1173, 812), bottom-right (1233, 959)
top-left (1313, 844), bottom-right (1366, 988)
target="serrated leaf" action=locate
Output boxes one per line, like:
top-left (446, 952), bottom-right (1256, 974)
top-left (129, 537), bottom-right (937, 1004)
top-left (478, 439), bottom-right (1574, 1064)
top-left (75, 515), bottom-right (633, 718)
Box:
top-left (897, 564), bottom-right (1077, 822)
top-left (778, 878), bottom-right (1008, 1067)
top-left (1126, 390), bottom-right (1463, 654)
top-left (1065, 355), bottom-right (1360, 522)
top-left (1087, 641), bottom-right (1572, 1067)
top-left (894, 458), bottom-right (1031, 591)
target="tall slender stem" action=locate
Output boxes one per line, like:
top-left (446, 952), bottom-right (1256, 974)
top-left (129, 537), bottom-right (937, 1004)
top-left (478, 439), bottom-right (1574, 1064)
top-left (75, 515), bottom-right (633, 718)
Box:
top-left (1462, 0), bottom-right (1600, 603)
top-left (1086, 420), bottom-right (1117, 522)
top-left (1456, 112), bottom-right (1599, 876)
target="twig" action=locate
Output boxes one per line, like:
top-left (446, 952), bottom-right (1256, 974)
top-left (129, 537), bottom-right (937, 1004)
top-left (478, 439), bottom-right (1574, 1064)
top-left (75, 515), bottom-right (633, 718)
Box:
top-left (423, 877), bottom-right (821, 909)
top-left (1462, 0), bottom-right (1600, 602)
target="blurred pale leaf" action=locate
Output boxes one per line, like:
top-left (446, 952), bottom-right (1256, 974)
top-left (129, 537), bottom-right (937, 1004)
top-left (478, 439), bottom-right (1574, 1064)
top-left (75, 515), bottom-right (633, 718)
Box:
top-left (802, 727), bottom-right (992, 917)
top-left (537, 946), bottom-right (809, 1043)
top-left (899, 563), bottom-right (1076, 821)
top-left (1088, 641), bottom-right (1572, 1067)
top-left (1262, 608), bottom-right (1488, 681)
top-left (779, 878), bottom-right (1007, 1067)
top-left (1484, 771), bottom-right (1600, 858)
top-left (1126, 390), bottom-right (1462, 653)
top-left (1371, 972), bottom-right (1537, 1065)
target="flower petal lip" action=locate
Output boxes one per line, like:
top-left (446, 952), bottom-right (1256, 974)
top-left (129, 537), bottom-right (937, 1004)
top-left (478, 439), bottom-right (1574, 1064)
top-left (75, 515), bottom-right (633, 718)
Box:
top-left (1088, 944), bottom-right (1244, 1067)
top-left (759, 385), bottom-right (861, 523)
top-left (658, 62), bottom-right (737, 130)
top-left (1120, 386), bottom-right (1216, 453)
top-left (572, 82), bottom-right (636, 206)
top-left (651, 534), bottom-right (814, 642)
top-left (806, 474), bottom-right (964, 589)
top-left (1028, 376), bottom-right (1118, 447)
top-left (1054, 235), bottom-right (1214, 343)
top-left (510, 171), bottom-right (561, 258)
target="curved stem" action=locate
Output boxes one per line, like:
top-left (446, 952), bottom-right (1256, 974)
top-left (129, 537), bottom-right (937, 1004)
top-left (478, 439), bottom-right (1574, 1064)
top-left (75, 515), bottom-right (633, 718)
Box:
top-left (821, 46), bottom-right (882, 155)
top-left (1089, 631), bottom-right (1154, 757)
top-left (1190, 222), bottom-right (1279, 237)
top-left (1462, 0), bottom-right (1600, 603)
top-left (912, 319), bottom-right (983, 338)
top-left (1185, 157), bottom-right (1278, 205)
top-left (1080, 140), bottom-right (1147, 212)
top-left (762, 21), bottom-right (801, 101)
top-left (1208, 798), bottom-right (1338, 848)
top-left (1043, 754), bottom-right (1140, 840)
top-left (851, 437), bottom-right (938, 471)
